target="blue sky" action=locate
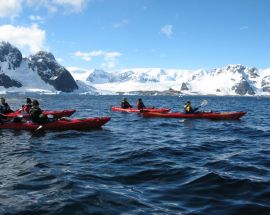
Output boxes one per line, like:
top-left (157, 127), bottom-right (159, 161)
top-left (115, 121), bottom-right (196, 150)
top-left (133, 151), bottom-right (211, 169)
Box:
top-left (0, 0), bottom-right (269, 70)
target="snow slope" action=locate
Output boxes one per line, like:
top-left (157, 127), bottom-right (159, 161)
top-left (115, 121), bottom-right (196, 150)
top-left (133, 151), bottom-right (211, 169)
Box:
top-left (0, 60), bottom-right (55, 94)
top-left (68, 65), bottom-right (270, 96)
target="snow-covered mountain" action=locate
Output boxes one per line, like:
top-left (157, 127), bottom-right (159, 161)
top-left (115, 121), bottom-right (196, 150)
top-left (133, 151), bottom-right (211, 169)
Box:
top-left (1, 41), bottom-right (270, 96)
top-left (68, 65), bottom-right (270, 96)
top-left (0, 42), bottom-right (78, 94)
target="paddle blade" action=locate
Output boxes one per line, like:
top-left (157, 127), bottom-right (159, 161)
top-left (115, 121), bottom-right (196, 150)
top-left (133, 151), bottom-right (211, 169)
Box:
top-left (200, 100), bottom-right (208, 107)
top-left (35, 125), bottom-right (43, 132)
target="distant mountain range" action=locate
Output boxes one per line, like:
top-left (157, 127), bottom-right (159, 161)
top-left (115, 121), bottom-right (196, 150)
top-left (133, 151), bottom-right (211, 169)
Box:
top-left (69, 65), bottom-right (270, 96)
top-left (1, 41), bottom-right (270, 96)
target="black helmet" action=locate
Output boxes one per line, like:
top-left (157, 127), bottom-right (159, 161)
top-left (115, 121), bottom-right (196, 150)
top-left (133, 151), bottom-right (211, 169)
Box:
top-left (26, 98), bottom-right (32, 104)
top-left (186, 101), bottom-right (191, 104)
top-left (32, 99), bottom-right (39, 106)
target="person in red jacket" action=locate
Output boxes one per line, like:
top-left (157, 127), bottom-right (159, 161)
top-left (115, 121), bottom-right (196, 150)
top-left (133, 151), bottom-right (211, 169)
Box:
top-left (22, 98), bottom-right (32, 113)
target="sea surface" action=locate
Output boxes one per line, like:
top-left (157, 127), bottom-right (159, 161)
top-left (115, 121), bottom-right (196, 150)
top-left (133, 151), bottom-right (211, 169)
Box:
top-left (0, 95), bottom-right (270, 215)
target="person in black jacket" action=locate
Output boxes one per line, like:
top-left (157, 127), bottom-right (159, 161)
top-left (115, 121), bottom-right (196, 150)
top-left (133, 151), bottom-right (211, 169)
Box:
top-left (136, 98), bottom-right (146, 109)
top-left (184, 101), bottom-right (198, 114)
top-left (0, 114), bottom-right (8, 125)
top-left (30, 100), bottom-right (47, 124)
top-left (0, 97), bottom-right (13, 114)
top-left (121, 98), bottom-right (132, 109)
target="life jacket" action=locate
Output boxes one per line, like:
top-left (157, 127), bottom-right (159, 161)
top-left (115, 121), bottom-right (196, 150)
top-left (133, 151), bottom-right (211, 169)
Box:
top-left (121, 101), bottom-right (132, 109)
top-left (22, 104), bottom-right (32, 113)
top-left (137, 101), bottom-right (145, 109)
top-left (30, 107), bottom-right (47, 124)
top-left (184, 104), bottom-right (193, 113)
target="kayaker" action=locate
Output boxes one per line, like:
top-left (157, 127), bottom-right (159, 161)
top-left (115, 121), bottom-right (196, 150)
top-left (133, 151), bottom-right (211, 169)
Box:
top-left (0, 97), bottom-right (13, 114)
top-left (22, 98), bottom-right (32, 113)
top-left (121, 98), bottom-right (132, 109)
top-left (30, 99), bottom-right (48, 124)
top-left (184, 101), bottom-right (198, 114)
top-left (0, 114), bottom-right (8, 125)
top-left (136, 98), bottom-right (146, 109)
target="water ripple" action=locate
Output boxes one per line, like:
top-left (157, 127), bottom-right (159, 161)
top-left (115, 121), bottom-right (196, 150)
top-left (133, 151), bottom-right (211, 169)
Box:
top-left (1, 95), bottom-right (270, 214)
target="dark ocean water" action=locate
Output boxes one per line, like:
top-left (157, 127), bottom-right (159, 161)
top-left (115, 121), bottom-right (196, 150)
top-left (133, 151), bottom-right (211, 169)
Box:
top-left (0, 95), bottom-right (270, 215)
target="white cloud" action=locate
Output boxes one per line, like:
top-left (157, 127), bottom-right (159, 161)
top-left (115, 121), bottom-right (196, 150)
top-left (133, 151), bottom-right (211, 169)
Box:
top-left (54, 0), bottom-right (86, 9)
top-left (0, 24), bottom-right (46, 54)
top-left (26, 0), bottom-right (87, 13)
top-left (240, 26), bottom-right (249, 31)
top-left (0, 0), bottom-right (88, 19)
top-left (161, 24), bottom-right (173, 37)
top-left (29, 15), bottom-right (44, 21)
top-left (103, 52), bottom-right (121, 69)
top-left (0, 0), bottom-right (22, 18)
top-left (74, 50), bottom-right (103, 61)
top-left (160, 53), bottom-right (167, 58)
top-left (56, 58), bottom-right (63, 63)
top-left (74, 50), bottom-right (122, 69)
top-left (113, 19), bottom-right (129, 28)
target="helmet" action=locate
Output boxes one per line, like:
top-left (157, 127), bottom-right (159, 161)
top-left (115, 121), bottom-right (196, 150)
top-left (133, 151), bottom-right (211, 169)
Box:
top-left (26, 98), bottom-right (32, 104)
top-left (185, 101), bottom-right (191, 104)
top-left (32, 99), bottom-right (39, 106)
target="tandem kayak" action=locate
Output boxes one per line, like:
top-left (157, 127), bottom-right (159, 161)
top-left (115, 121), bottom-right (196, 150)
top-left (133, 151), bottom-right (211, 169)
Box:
top-left (142, 111), bottom-right (246, 120)
top-left (0, 117), bottom-right (111, 131)
top-left (4, 109), bottom-right (76, 119)
top-left (111, 106), bottom-right (171, 113)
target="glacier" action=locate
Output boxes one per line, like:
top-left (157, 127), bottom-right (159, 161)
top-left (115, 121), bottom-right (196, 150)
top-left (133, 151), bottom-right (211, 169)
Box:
top-left (68, 65), bottom-right (270, 96)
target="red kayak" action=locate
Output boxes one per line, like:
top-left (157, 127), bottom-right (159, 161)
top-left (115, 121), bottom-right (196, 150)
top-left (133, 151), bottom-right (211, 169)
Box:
top-left (0, 117), bottom-right (111, 131)
top-left (111, 106), bottom-right (170, 113)
top-left (4, 109), bottom-right (76, 119)
top-left (142, 111), bottom-right (246, 120)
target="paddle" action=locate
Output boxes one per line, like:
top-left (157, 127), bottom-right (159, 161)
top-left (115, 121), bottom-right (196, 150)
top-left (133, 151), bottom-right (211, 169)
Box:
top-left (198, 99), bottom-right (208, 108)
top-left (195, 99), bottom-right (208, 111)
top-left (34, 125), bottom-right (43, 132)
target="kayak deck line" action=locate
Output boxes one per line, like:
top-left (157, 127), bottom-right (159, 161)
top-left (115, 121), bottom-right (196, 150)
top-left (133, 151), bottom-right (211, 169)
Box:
top-left (111, 106), bottom-right (171, 113)
top-left (0, 117), bottom-right (111, 131)
top-left (4, 109), bottom-right (76, 119)
top-left (142, 111), bottom-right (246, 120)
